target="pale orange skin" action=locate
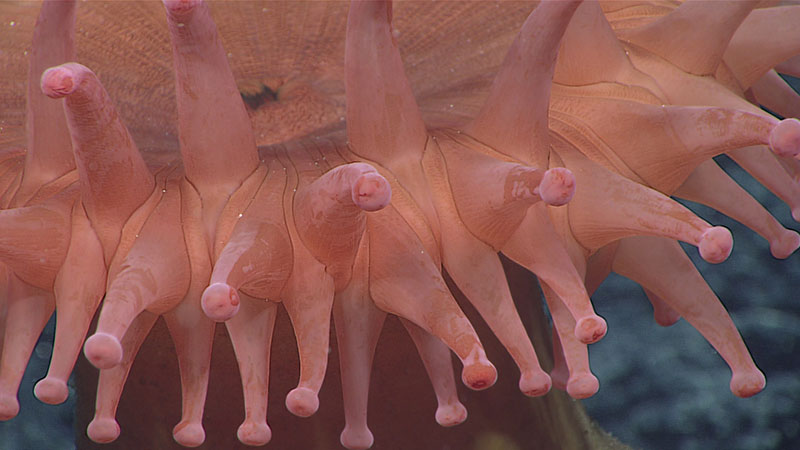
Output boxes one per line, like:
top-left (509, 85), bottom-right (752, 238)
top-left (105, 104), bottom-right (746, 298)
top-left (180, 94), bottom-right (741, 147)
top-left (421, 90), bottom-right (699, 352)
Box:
top-left (0, 0), bottom-right (798, 448)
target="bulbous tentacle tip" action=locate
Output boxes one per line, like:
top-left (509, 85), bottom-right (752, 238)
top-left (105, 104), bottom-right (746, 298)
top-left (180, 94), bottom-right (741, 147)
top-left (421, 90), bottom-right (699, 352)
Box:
top-left (83, 332), bottom-right (123, 370)
top-left (237, 420), bottom-right (272, 446)
top-left (33, 377), bottom-right (69, 405)
top-left (792, 207), bottom-right (800, 223)
top-left (653, 309), bottom-right (682, 327)
top-left (201, 282), bottom-right (241, 322)
top-left (352, 172), bottom-right (391, 212)
top-left (574, 315), bottom-right (607, 344)
top-left (769, 118), bottom-right (800, 158)
top-left (698, 226), bottom-right (733, 264)
top-left (87, 417), bottom-right (121, 443)
top-left (285, 387), bottom-right (320, 418)
top-left (730, 370), bottom-right (766, 398)
top-left (40, 64), bottom-right (79, 98)
top-left (769, 230), bottom-right (800, 259)
top-left (340, 426), bottom-right (375, 450)
top-left (461, 360), bottom-right (498, 391)
top-left (434, 402), bottom-right (468, 427)
top-left (538, 167), bottom-right (576, 206)
top-left (566, 373), bottom-right (600, 400)
top-left (0, 394), bottom-right (20, 421)
top-left (163, 0), bottom-right (202, 16)
top-left (172, 421), bottom-right (206, 447)
top-left (519, 370), bottom-right (552, 397)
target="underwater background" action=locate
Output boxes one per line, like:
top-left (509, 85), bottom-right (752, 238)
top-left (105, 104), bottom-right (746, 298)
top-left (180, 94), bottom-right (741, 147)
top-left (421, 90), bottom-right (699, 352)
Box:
top-left (0, 77), bottom-right (797, 450)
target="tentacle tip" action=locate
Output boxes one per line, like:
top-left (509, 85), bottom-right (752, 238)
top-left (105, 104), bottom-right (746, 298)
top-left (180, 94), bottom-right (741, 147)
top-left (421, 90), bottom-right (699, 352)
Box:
top-left (699, 227), bottom-right (733, 264)
top-left (769, 230), bottom-right (800, 259)
top-left (340, 426), bottom-right (375, 449)
top-left (539, 167), bottom-right (576, 206)
top-left (769, 118), bottom-right (800, 158)
top-left (352, 172), bottom-right (391, 212)
top-left (461, 361), bottom-right (498, 391)
top-left (163, 0), bottom-right (202, 16)
top-left (237, 420), bottom-right (272, 446)
top-left (730, 370), bottom-right (766, 398)
top-left (40, 65), bottom-right (77, 98)
top-left (519, 370), bottom-right (552, 397)
top-left (87, 417), bottom-right (121, 443)
top-left (574, 315), bottom-right (607, 344)
top-left (286, 387), bottom-right (319, 417)
top-left (201, 282), bottom-right (241, 322)
top-left (653, 310), bottom-right (682, 327)
top-left (566, 373), bottom-right (600, 399)
top-left (434, 402), bottom-right (468, 427)
top-left (792, 207), bottom-right (800, 223)
top-left (173, 421), bottom-right (205, 447)
top-left (0, 394), bottom-right (20, 421)
top-left (83, 332), bottom-right (123, 369)
top-left (33, 378), bottom-right (69, 405)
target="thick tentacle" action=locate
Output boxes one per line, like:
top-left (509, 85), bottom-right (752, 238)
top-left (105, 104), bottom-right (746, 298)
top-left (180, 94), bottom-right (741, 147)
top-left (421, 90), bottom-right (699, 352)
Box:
top-left (223, 295), bottom-right (277, 447)
top-left (83, 182), bottom-right (190, 370)
top-left (674, 160), bottom-right (800, 259)
top-left (202, 163), bottom-right (291, 322)
top-left (726, 146), bottom-right (800, 221)
top-left (502, 204), bottom-right (607, 344)
top-left (0, 276), bottom-right (54, 420)
top-left (776, 55), bottom-right (800, 78)
top-left (0, 199), bottom-right (71, 288)
top-left (466, 0), bottom-right (581, 166)
top-left (344, 0), bottom-right (427, 172)
top-left (400, 319), bottom-right (468, 425)
top-left (551, 95), bottom-right (800, 193)
top-left (333, 235), bottom-right (386, 450)
top-left (162, 0), bottom-right (259, 230)
top-left (555, 145), bottom-right (734, 264)
top-left (750, 70), bottom-right (800, 120)
top-left (642, 288), bottom-right (682, 328)
top-left (281, 258), bottom-right (335, 418)
top-left (294, 162), bottom-right (391, 290)
top-left (724, 5), bottom-right (800, 90)
top-left (41, 63), bottom-right (154, 260)
top-left (541, 283), bottom-right (598, 399)
top-left (612, 236), bottom-right (766, 398)
top-left (428, 152), bottom-right (552, 394)
top-left (35, 202), bottom-right (106, 405)
top-left (367, 208), bottom-right (497, 390)
top-left (86, 311), bottom-right (158, 444)
top-left (19, 0), bottom-right (77, 204)
top-left (163, 301), bottom-right (215, 447)
top-left (555, 0), bottom-right (663, 96)
top-left (616, 0), bottom-right (758, 76)
top-left (435, 136), bottom-right (574, 249)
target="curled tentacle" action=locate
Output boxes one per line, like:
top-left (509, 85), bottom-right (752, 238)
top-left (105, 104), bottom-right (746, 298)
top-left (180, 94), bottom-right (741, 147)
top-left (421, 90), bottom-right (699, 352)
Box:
top-left (41, 62), bottom-right (154, 260)
top-left (84, 179), bottom-right (190, 370)
top-left (367, 207), bottom-right (497, 390)
top-left (0, 276), bottom-right (54, 420)
top-left (201, 162), bottom-right (291, 322)
top-left (553, 142), bottom-right (734, 264)
top-left (86, 312), bottom-right (158, 444)
top-left (295, 162), bottom-right (391, 290)
top-left (612, 236), bottom-right (766, 398)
